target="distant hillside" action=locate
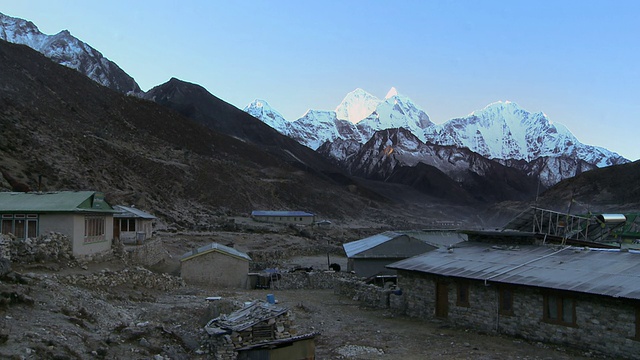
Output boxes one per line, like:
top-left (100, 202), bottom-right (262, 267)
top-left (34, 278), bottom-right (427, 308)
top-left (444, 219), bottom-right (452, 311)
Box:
top-left (0, 39), bottom-right (427, 228)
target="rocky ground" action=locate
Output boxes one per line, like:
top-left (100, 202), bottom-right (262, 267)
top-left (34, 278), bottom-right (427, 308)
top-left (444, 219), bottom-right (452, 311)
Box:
top-left (0, 222), bottom-right (616, 359)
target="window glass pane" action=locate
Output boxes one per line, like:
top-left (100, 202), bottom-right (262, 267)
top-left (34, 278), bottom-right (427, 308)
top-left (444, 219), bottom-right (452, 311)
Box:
top-left (129, 219), bottom-right (136, 231)
top-left (1, 219), bottom-right (12, 235)
top-left (27, 220), bottom-right (37, 238)
top-left (501, 289), bottom-right (512, 312)
top-left (458, 283), bottom-right (468, 304)
top-left (547, 296), bottom-right (558, 320)
top-left (562, 298), bottom-right (574, 323)
top-left (14, 219), bottom-right (25, 238)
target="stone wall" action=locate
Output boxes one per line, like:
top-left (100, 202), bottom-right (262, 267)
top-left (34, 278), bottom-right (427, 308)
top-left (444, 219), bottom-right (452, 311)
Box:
top-left (56, 266), bottom-right (185, 291)
top-left (334, 277), bottom-right (395, 309)
top-left (397, 270), bottom-right (640, 359)
top-left (275, 271), bottom-right (353, 290)
top-left (121, 237), bottom-right (166, 266)
top-left (1, 232), bottom-right (73, 263)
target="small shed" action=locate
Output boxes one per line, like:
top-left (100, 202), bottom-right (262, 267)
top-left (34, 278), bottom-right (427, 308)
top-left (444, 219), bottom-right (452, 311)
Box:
top-left (343, 230), bottom-right (467, 278)
top-left (181, 242), bottom-right (251, 288)
top-left (251, 210), bottom-right (315, 225)
top-left (112, 205), bottom-right (156, 244)
top-left (205, 301), bottom-right (318, 360)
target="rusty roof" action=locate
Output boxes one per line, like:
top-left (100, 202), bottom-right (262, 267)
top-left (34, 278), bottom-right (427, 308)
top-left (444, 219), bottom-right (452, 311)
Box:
top-left (388, 242), bottom-right (640, 300)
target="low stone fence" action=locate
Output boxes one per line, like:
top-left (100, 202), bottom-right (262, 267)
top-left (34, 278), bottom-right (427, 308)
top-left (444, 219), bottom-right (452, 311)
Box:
top-left (334, 277), bottom-right (398, 309)
top-left (56, 266), bottom-right (185, 291)
top-left (121, 237), bottom-right (166, 266)
top-left (273, 271), bottom-right (354, 290)
top-left (0, 232), bottom-right (73, 263)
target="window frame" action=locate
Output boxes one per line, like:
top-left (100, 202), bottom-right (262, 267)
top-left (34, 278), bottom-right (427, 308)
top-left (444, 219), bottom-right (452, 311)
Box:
top-left (456, 282), bottom-right (470, 307)
top-left (0, 214), bottom-right (38, 239)
top-left (84, 216), bottom-right (106, 243)
top-left (499, 287), bottom-right (514, 316)
top-left (543, 292), bottom-right (577, 327)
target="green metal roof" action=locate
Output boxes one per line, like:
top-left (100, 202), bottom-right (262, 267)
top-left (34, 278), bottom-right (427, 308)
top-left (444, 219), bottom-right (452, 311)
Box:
top-left (0, 191), bottom-right (114, 213)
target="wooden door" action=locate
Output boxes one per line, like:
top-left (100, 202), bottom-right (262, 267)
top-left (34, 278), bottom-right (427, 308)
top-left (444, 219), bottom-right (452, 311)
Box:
top-left (435, 281), bottom-right (448, 318)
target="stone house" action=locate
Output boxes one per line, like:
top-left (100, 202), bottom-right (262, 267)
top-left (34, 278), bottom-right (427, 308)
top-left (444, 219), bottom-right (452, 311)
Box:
top-left (205, 301), bottom-right (317, 360)
top-left (387, 242), bottom-right (640, 359)
top-left (112, 205), bottom-right (156, 244)
top-left (343, 230), bottom-right (467, 278)
top-left (251, 210), bottom-right (315, 225)
top-left (0, 191), bottom-right (115, 258)
top-left (180, 242), bottom-right (251, 288)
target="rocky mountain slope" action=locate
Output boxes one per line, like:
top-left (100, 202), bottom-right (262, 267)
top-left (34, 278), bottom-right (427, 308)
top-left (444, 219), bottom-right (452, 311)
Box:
top-left (0, 39), bottom-right (434, 228)
top-left (319, 128), bottom-right (539, 204)
top-left (143, 78), bottom-right (341, 175)
top-left (0, 12), bottom-right (141, 95)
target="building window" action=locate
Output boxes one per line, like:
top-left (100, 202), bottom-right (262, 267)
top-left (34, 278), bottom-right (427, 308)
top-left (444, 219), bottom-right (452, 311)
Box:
top-left (456, 282), bottom-right (470, 307)
top-left (119, 218), bottom-right (136, 232)
top-left (636, 308), bottom-right (640, 340)
top-left (0, 214), bottom-right (38, 239)
top-left (84, 216), bottom-right (106, 243)
top-left (499, 287), bottom-right (514, 316)
top-left (543, 293), bottom-right (576, 326)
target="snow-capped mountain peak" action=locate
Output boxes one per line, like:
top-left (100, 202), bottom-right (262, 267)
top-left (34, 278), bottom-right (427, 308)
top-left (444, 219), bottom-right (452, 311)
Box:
top-left (243, 99), bottom-right (289, 133)
top-left (335, 88), bottom-right (380, 124)
top-left (0, 12), bottom-right (141, 95)
top-left (385, 87), bottom-right (399, 99)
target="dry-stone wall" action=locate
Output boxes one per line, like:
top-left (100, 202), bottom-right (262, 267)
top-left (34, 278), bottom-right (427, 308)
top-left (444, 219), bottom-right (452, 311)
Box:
top-left (276, 271), bottom-right (354, 290)
top-left (1, 232), bottom-right (73, 263)
top-left (334, 278), bottom-right (395, 308)
top-left (121, 238), bottom-right (166, 266)
top-left (57, 266), bottom-right (185, 291)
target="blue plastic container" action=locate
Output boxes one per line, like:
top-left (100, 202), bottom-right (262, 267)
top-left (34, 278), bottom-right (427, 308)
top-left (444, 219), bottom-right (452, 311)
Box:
top-left (266, 294), bottom-right (275, 304)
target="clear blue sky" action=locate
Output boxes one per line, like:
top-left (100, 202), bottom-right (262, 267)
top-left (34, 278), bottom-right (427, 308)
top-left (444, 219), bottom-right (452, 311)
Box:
top-left (2, 1), bottom-right (639, 160)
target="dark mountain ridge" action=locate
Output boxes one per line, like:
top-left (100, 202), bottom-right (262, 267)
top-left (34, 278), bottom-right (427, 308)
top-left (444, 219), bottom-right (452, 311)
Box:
top-left (0, 39), bottom-right (426, 228)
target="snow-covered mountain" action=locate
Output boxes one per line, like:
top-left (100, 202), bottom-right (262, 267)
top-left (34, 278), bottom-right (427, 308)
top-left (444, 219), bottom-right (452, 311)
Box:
top-left (0, 12), bottom-right (141, 95)
top-left (243, 87), bottom-right (435, 150)
top-left (246, 90), bottom-right (629, 187)
top-left (427, 101), bottom-right (624, 167)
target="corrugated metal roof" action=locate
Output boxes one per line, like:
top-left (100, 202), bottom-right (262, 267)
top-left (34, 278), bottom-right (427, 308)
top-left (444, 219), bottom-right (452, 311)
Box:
top-left (343, 231), bottom-right (404, 258)
top-left (205, 301), bottom-right (289, 334)
top-left (401, 230), bottom-right (468, 247)
top-left (388, 242), bottom-right (640, 300)
top-left (181, 242), bottom-right (252, 262)
top-left (251, 210), bottom-right (314, 217)
top-left (0, 191), bottom-right (113, 213)
top-left (113, 205), bottom-right (156, 219)
top-left (343, 230), bottom-right (466, 258)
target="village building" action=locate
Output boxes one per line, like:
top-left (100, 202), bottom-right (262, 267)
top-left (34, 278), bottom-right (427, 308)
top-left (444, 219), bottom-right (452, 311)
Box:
top-left (112, 205), bottom-right (156, 244)
top-left (0, 191), bottom-right (115, 258)
top-left (387, 241), bottom-right (640, 358)
top-left (343, 230), bottom-right (467, 278)
top-left (180, 242), bottom-right (252, 288)
top-left (251, 210), bottom-right (315, 225)
top-left (205, 300), bottom-right (317, 360)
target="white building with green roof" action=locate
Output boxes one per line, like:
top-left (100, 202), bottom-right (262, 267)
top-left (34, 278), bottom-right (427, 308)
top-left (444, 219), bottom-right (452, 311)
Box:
top-left (0, 191), bottom-right (115, 258)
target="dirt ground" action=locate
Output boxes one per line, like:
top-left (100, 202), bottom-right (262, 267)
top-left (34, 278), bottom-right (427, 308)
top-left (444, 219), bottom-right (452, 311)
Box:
top-left (0, 225), bottom-right (616, 359)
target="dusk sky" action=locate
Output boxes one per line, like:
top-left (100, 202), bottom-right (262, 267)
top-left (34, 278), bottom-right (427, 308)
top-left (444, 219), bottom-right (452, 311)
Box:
top-left (2, 1), bottom-right (639, 160)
